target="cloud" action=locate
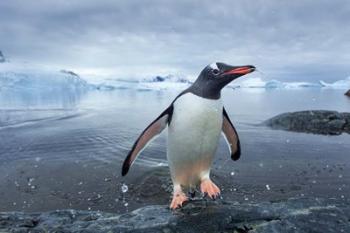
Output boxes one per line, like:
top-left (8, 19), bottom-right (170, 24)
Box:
top-left (0, 0), bottom-right (349, 81)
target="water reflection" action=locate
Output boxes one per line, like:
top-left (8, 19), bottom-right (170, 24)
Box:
top-left (0, 88), bottom-right (87, 109)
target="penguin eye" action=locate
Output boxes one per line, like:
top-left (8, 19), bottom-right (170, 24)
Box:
top-left (212, 69), bottom-right (219, 75)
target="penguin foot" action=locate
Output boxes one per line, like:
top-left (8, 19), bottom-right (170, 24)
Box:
top-left (170, 191), bottom-right (188, 210)
top-left (200, 179), bottom-right (221, 199)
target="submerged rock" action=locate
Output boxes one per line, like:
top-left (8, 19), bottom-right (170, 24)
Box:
top-left (0, 198), bottom-right (349, 232)
top-left (265, 110), bottom-right (350, 135)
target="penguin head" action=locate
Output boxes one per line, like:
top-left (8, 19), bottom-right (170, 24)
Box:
top-left (190, 62), bottom-right (255, 99)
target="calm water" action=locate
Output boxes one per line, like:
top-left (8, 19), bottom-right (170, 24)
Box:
top-left (1, 88), bottom-right (349, 163)
top-left (0, 87), bottom-right (349, 212)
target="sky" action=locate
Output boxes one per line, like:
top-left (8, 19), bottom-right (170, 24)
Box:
top-left (0, 0), bottom-right (349, 81)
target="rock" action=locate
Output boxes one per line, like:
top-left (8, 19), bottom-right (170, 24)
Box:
top-left (265, 110), bottom-right (350, 135)
top-left (60, 69), bottom-right (80, 77)
top-left (346, 90), bottom-right (350, 97)
top-left (0, 198), bottom-right (349, 232)
top-left (0, 51), bottom-right (5, 63)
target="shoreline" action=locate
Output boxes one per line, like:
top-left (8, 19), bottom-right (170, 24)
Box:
top-left (1, 198), bottom-right (349, 232)
top-left (1, 154), bottom-right (349, 214)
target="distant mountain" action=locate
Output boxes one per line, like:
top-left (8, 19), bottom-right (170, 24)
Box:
top-left (0, 51), bottom-right (5, 63)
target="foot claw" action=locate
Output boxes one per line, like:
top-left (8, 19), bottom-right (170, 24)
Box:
top-left (170, 192), bottom-right (188, 210)
top-left (200, 179), bottom-right (220, 200)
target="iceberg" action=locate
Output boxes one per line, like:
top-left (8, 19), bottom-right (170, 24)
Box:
top-left (319, 77), bottom-right (350, 89)
top-left (0, 67), bottom-right (90, 91)
top-left (93, 74), bottom-right (192, 91)
top-left (228, 77), bottom-right (323, 89)
top-left (137, 74), bottom-right (191, 90)
top-left (0, 61), bottom-right (92, 108)
top-left (143, 74), bottom-right (191, 84)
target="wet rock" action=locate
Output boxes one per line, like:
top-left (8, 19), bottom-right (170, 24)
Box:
top-left (0, 51), bottom-right (5, 63)
top-left (1, 198), bottom-right (349, 233)
top-left (265, 110), bottom-right (350, 135)
top-left (346, 90), bottom-right (350, 97)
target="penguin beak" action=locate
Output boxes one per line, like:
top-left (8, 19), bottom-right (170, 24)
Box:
top-left (223, 65), bottom-right (256, 76)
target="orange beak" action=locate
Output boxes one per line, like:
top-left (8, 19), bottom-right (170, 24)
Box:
top-left (223, 66), bottom-right (255, 75)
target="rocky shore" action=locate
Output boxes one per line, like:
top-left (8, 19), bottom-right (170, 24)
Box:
top-left (1, 198), bottom-right (349, 233)
top-left (265, 110), bottom-right (350, 135)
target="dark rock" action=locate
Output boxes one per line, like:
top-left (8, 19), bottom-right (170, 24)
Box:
top-left (0, 51), bottom-right (5, 63)
top-left (60, 69), bottom-right (80, 77)
top-left (346, 90), bottom-right (350, 97)
top-left (154, 76), bottom-right (165, 82)
top-left (0, 198), bottom-right (349, 233)
top-left (265, 110), bottom-right (350, 135)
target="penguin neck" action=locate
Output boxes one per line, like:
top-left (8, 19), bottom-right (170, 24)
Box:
top-left (187, 81), bottom-right (222, 100)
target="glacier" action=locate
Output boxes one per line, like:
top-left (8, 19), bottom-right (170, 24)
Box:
top-left (1, 58), bottom-right (349, 92)
top-left (0, 64), bottom-right (90, 91)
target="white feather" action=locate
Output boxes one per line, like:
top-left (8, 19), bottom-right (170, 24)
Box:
top-left (209, 62), bottom-right (219, 70)
top-left (167, 93), bottom-right (223, 187)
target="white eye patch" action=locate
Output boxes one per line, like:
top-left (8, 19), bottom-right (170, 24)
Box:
top-left (209, 62), bottom-right (219, 70)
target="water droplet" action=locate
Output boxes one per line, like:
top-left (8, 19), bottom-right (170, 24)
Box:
top-left (341, 195), bottom-right (345, 199)
top-left (266, 184), bottom-right (270, 190)
top-left (121, 184), bottom-right (128, 193)
top-left (244, 197), bottom-right (249, 201)
top-left (259, 163), bottom-right (264, 168)
top-left (230, 171), bottom-right (235, 176)
top-left (35, 157), bottom-right (41, 162)
top-left (339, 174), bottom-right (343, 178)
top-left (124, 202), bottom-right (129, 207)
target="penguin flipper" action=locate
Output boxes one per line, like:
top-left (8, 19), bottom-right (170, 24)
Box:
top-left (122, 106), bottom-right (173, 176)
top-left (222, 107), bottom-right (241, 161)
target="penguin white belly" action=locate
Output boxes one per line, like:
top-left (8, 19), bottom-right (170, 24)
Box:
top-left (167, 93), bottom-right (223, 188)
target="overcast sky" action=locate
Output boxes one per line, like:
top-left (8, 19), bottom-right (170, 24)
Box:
top-left (0, 0), bottom-right (349, 81)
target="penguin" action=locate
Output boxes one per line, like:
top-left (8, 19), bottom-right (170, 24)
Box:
top-left (121, 62), bottom-right (255, 209)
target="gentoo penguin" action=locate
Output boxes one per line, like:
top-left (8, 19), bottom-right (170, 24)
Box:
top-left (122, 62), bottom-right (255, 209)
